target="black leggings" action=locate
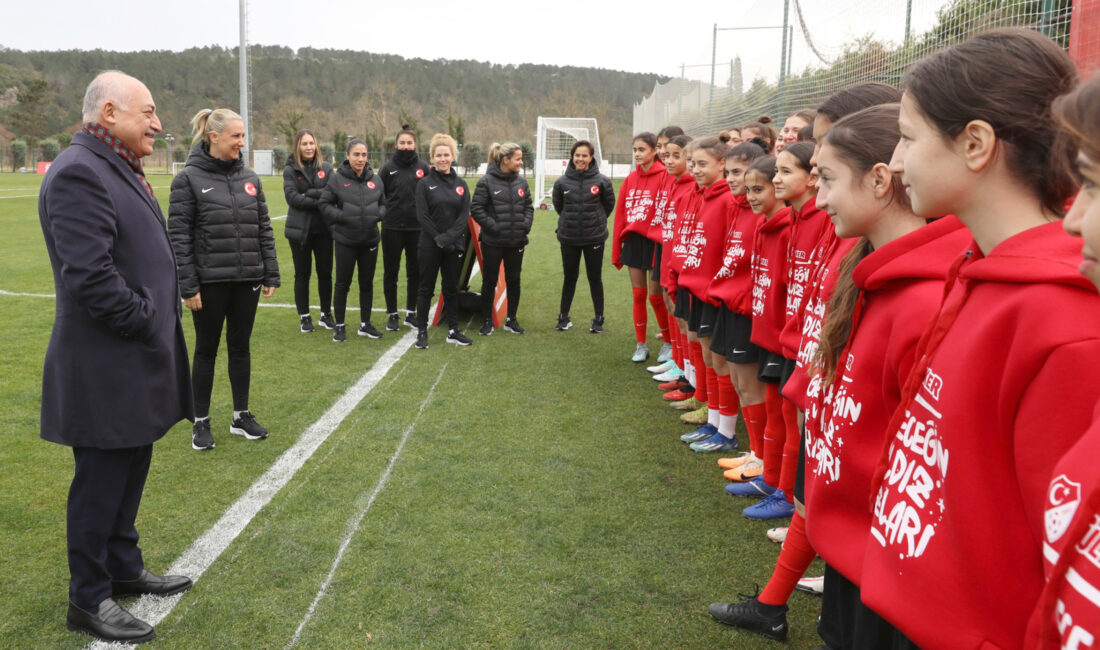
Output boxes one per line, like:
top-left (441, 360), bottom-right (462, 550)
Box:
top-left (288, 231), bottom-right (333, 316)
top-left (381, 228), bottom-right (420, 314)
top-left (480, 242), bottom-right (524, 319)
top-left (191, 281), bottom-right (260, 417)
top-left (334, 241), bottom-right (380, 325)
top-left (417, 244), bottom-right (462, 330)
top-left (559, 241), bottom-right (605, 317)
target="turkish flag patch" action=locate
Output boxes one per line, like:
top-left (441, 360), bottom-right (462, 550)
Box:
top-left (416, 169), bottom-right (425, 178)
top-left (368, 181), bottom-right (376, 189)
top-left (518, 188), bottom-right (525, 198)
top-left (456, 186), bottom-right (465, 196)
top-left (317, 170), bottom-right (326, 179)
top-left (590, 185), bottom-right (600, 195)
top-left (244, 182), bottom-right (257, 196)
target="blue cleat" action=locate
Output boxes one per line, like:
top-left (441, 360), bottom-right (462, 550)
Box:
top-left (743, 490), bottom-right (795, 520)
top-left (725, 477), bottom-right (777, 498)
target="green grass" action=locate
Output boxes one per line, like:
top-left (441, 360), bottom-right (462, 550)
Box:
top-left (0, 171), bottom-right (825, 648)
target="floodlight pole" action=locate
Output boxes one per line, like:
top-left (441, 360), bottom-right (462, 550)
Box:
top-left (239, 0), bottom-right (250, 166)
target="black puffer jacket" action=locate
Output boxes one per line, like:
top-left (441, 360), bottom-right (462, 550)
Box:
top-left (319, 160), bottom-right (386, 246)
top-left (168, 142), bottom-right (280, 299)
top-left (378, 150), bottom-right (430, 231)
top-left (470, 160), bottom-right (534, 247)
top-left (283, 155), bottom-right (334, 243)
top-left (552, 160), bottom-right (615, 245)
top-left (415, 167), bottom-right (470, 252)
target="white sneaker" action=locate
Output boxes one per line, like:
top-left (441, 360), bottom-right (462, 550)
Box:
top-left (653, 367), bottom-right (685, 382)
top-left (766, 527), bottom-right (788, 544)
top-left (631, 343), bottom-right (649, 362)
top-left (657, 342), bottom-right (673, 363)
top-left (647, 360), bottom-right (674, 373)
top-left (795, 575), bottom-right (824, 595)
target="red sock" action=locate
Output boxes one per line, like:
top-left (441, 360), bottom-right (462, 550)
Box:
top-left (691, 342), bottom-right (708, 403)
top-left (705, 366), bottom-right (720, 410)
top-left (649, 293), bottom-right (671, 343)
top-left (669, 318), bottom-right (684, 367)
top-left (741, 403), bottom-right (767, 456)
top-left (680, 328), bottom-right (691, 372)
top-left (758, 512), bottom-right (816, 606)
top-left (717, 373), bottom-right (739, 416)
top-left (632, 287), bottom-right (647, 344)
top-left (763, 383), bottom-right (785, 487)
top-left (778, 397), bottom-right (801, 501)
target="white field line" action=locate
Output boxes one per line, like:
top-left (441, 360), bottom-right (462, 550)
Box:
top-left (271, 214), bottom-right (286, 220)
top-left (0, 185), bottom-right (171, 200)
top-left (87, 329), bottom-right (418, 650)
top-left (286, 363), bottom-right (449, 648)
top-left (84, 258), bottom-right (481, 649)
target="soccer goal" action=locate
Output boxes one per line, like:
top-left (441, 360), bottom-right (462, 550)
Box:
top-left (534, 117), bottom-right (603, 210)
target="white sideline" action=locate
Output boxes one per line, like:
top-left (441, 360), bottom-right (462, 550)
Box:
top-left (87, 329), bottom-right (418, 650)
top-left (286, 363), bottom-right (449, 648)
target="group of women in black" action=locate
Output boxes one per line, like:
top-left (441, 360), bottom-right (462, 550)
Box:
top-left (282, 129), bottom-right (619, 347)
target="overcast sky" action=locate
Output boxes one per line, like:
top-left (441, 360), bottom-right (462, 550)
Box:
top-left (1, 0), bottom-right (952, 85)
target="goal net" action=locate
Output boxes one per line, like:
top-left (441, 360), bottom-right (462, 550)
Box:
top-left (534, 117), bottom-right (603, 209)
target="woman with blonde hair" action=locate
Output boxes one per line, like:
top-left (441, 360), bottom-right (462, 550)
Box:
top-left (471, 141), bottom-right (534, 335)
top-left (169, 108), bottom-right (279, 450)
top-left (413, 133), bottom-right (473, 349)
top-left (283, 129), bottom-right (334, 333)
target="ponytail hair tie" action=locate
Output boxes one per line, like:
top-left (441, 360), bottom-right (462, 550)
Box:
top-left (208, 109), bottom-right (214, 116)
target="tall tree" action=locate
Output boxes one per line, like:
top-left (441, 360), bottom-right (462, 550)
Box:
top-left (10, 78), bottom-right (50, 145)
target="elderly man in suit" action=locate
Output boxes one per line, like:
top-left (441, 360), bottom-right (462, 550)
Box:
top-left (38, 70), bottom-right (194, 644)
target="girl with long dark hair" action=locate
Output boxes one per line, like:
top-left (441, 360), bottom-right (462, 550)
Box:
top-left (379, 125), bottom-right (430, 331)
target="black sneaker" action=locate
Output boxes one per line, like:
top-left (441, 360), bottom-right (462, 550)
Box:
top-left (191, 419), bottom-right (214, 450)
top-left (229, 412), bottom-right (269, 440)
top-left (358, 322), bottom-right (383, 339)
top-left (478, 318), bottom-right (494, 336)
top-left (386, 313), bottom-right (401, 331)
top-left (333, 324), bottom-right (346, 342)
top-left (300, 314), bottom-right (314, 333)
top-left (555, 314), bottom-right (572, 331)
top-left (590, 316), bottom-right (604, 333)
top-left (707, 595), bottom-right (788, 641)
top-left (415, 329), bottom-right (429, 349)
top-left (318, 312), bottom-right (336, 330)
top-left (446, 329), bottom-right (473, 346)
top-left (404, 311), bottom-right (417, 328)
top-left (503, 318), bottom-right (525, 334)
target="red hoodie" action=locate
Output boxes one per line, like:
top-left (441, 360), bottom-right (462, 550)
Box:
top-left (661, 174), bottom-right (702, 295)
top-left (1025, 402), bottom-right (1100, 649)
top-left (781, 232), bottom-right (858, 410)
top-left (802, 216), bottom-right (970, 588)
top-left (665, 184), bottom-right (703, 294)
top-left (860, 221), bottom-right (1100, 650)
top-left (779, 197), bottom-right (834, 358)
top-left (749, 207), bottom-right (794, 355)
top-left (612, 159), bottom-right (668, 267)
top-left (678, 180), bottom-right (734, 302)
top-left (706, 195), bottom-right (760, 315)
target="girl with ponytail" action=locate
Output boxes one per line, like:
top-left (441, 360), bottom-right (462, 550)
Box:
top-left (168, 108), bottom-right (280, 450)
top-left (859, 29), bottom-right (1100, 648)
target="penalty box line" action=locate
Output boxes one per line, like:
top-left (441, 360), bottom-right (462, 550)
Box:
top-left (87, 328), bottom-right (417, 649)
top-left (286, 362), bottom-right (450, 648)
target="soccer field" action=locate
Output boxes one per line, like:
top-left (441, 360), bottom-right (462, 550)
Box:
top-left (0, 172), bottom-right (826, 648)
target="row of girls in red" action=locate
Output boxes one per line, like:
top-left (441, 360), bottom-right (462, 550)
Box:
top-left (678, 28), bottom-right (1100, 649)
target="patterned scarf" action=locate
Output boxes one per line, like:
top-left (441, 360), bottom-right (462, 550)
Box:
top-left (82, 122), bottom-right (154, 196)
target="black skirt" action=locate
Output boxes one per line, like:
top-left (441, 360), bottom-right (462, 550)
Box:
top-left (620, 232), bottom-right (655, 270)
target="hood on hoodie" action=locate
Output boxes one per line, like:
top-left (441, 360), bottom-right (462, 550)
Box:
top-left (188, 140), bottom-right (242, 174)
top-left (564, 159), bottom-right (601, 178)
top-left (392, 149), bottom-right (420, 167)
top-left (854, 216), bottom-right (970, 290)
top-left (959, 220), bottom-right (1092, 289)
top-left (337, 159), bottom-right (374, 182)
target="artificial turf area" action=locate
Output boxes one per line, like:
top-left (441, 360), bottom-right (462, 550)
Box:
top-left (0, 172), bottom-right (825, 648)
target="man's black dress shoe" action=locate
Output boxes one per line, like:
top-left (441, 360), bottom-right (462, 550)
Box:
top-left (112, 569), bottom-right (193, 598)
top-left (66, 598), bottom-right (155, 643)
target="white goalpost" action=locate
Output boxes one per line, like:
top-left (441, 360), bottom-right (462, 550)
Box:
top-left (534, 117), bottom-right (603, 210)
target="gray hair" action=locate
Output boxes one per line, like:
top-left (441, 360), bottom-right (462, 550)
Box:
top-left (81, 70), bottom-right (135, 122)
